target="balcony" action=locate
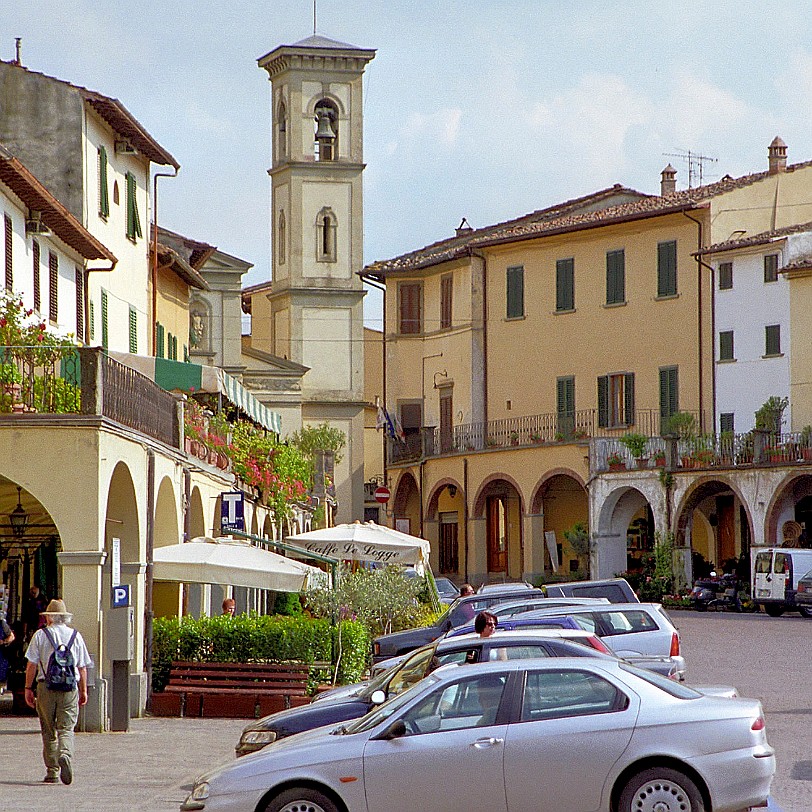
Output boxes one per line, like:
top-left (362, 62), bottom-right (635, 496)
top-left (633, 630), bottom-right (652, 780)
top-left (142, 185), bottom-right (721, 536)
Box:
top-left (0, 345), bottom-right (180, 449)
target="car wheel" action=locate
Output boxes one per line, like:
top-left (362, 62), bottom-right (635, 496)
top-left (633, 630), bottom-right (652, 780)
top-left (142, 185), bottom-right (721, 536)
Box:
top-left (264, 787), bottom-right (339, 812)
top-left (799, 607), bottom-right (812, 618)
top-left (619, 767), bottom-right (704, 812)
top-left (764, 604), bottom-right (785, 617)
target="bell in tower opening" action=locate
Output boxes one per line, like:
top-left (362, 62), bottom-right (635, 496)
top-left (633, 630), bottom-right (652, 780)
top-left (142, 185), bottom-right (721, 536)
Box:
top-left (314, 100), bottom-right (338, 161)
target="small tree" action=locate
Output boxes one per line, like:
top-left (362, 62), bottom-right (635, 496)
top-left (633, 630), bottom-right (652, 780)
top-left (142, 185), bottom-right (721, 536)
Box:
top-left (754, 396), bottom-right (788, 436)
top-left (563, 522), bottom-right (591, 576)
top-left (289, 422), bottom-right (347, 465)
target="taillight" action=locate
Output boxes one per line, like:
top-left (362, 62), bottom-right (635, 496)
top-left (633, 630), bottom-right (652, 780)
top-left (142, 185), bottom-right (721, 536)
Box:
top-left (373, 642), bottom-right (380, 656)
top-left (587, 635), bottom-right (612, 654)
top-left (669, 632), bottom-right (680, 657)
top-left (752, 716), bottom-right (765, 731)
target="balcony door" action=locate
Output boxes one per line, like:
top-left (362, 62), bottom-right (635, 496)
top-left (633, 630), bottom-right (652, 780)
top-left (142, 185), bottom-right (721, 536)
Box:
top-left (439, 388), bottom-right (453, 453)
top-left (486, 496), bottom-right (508, 573)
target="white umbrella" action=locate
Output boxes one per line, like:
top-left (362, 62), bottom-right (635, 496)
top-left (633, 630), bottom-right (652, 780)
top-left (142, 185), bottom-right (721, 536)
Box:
top-left (286, 521), bottom-right (430, 569)
top-left (152, 537), bottom-right (324, 591)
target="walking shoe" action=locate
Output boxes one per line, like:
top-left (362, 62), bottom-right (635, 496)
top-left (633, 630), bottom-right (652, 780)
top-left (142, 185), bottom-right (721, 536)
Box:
top-left (58, 755), bottom-right (72, 785)
top-left (43, 774), bottom-right (59, 784)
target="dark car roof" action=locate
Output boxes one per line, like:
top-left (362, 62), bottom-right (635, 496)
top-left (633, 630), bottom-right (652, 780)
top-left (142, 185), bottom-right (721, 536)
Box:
top-left (446, 615), bottom-right (582, 637)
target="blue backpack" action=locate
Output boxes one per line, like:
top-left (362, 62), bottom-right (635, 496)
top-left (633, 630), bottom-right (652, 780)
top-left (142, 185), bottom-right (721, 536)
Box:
top-left (42, 627), bottom-right (78, 691)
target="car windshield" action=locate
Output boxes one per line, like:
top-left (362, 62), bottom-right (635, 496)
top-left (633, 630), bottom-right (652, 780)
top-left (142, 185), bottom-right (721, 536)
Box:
top-left (341, 674), bottom-right (442, 735)
top-left (618, 662), bottom-right (701, 699)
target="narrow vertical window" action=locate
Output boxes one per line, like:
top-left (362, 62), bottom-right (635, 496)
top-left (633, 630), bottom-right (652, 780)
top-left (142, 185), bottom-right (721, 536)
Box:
top-left (156, 322), bottom-right (165, 358)
top-left (606, 249), bottom-right (625, 305)
top-left (278, 211), bottom-right (286, 265)
top-left (765, 325), bottom-right (781, 356)
top-left (555, 258), bottom-right (574, 312)
top-left (657, 240), bottom-right (677, 297)
top-left (316, 207), bottom-right (336, 262)
top-left (32, 240), bottom-right (41, 311)
top-left (75, 265), bottom-right (84, 342)
top-left (48, 251), bottom-right (58, 323)
top-left (398, 282), bottom-right (422, 334)
top-left (719, 330), bottom-right (734, 361)
top-left (598, 373), bottom-right (634, 427)
top-left (125, 172), bottom-right (142, 240)
top-left (101, 289), bottom-right (109, 349)
top-left (718, 262), bottom-right (733, 290)
top-left (659, 366), bottom-right (679, 427)
top-left (440, 274), bottom-right (453, 329)
top-left (506, 266), bottom-right (524, 318)
top-left (720, 413), bottom-right (734, 434)
top-left (556, 376), bottom-right (575, 437)
top-left (89, 301), bottom-right (95, 341)
top-left (4, 213), bottom-right (11, 291)
top-left (128, 307), bottom-right (138, 353)
top-left (276, 99), bottom-right (287, 159)
top-left (98, 146), bottom-right (110, 219)
top-left (764, 254), bottom-right (779, 283)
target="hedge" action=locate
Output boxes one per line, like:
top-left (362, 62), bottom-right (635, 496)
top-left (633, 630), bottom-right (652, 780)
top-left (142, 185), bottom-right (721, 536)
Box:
top-left (151, 614), bottom-right (370, 693)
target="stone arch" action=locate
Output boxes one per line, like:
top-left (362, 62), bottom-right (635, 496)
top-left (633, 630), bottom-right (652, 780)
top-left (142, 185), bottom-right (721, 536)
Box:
top-left (471, 476), bottom-right (525, 581)
top-left (262, 513), bottom-right (277, 541)
top-left (472, 473), bottom-right (525, 518)
top-left (764, 472), bottom-right (812, 548)
top-left (595, 485), bottom-right (656, 581)
top-left (154, 476), bottom-right (180, 549)
top-left (188, 486), bottom-right (206, 540)
top-left (674, 475), bottom-right (754, 583)
top-left (426, 478), bottom-right (464, 521)
top-left (425, 478), bottom-right (465, 578)
top-left (392, 472), bottom-right (420, 536)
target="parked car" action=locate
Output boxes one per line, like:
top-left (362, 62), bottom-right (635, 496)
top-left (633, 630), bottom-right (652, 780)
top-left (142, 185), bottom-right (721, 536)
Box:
top-left (186, 658), bottom-right (774, 812)
top-left (236, 629), bottom-right (613, 757)
top-left (433, 576), bottom-right (460, 604)
top-left (476, 580), bottom-right (536, 594)
top-left (372, 585), bottom-right (544, 661)
top-left (516, 602), bottom-right (685, 679)
top-left (542, 577), bottom-right (639, 603)
top-left (796, 567), bottom-right (812, 610)
top-left (753, 547), bottom-right (812, 617)
top-left (488, 595), bottom-right (610, 619)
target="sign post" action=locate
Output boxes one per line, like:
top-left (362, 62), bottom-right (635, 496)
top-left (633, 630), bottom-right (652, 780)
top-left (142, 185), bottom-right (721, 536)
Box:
top-left (221, 491), bottom-right (245, 533)
top-left (374, 486), bottom-right (391, 504)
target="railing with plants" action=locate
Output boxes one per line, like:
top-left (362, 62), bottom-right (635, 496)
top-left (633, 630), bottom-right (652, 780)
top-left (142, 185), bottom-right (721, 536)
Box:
top-left (0, 344), bottom-right (81, 414)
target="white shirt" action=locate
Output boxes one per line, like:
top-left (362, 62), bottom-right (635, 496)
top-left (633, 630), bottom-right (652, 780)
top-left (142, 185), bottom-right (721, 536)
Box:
top-left (25, 622), bottom-right (91, 683)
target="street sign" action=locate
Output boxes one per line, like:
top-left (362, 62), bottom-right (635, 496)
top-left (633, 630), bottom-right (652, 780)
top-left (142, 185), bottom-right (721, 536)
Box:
top-left (374, 486), bottom-right (391, 504)
top-left (221, 491), bottom-right (245, 533)
top-left (112, 584), bottom-right (130, 608)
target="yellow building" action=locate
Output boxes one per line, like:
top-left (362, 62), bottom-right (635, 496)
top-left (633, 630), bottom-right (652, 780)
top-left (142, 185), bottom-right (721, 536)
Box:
top-left (365, 140), bottom-right (812, 586)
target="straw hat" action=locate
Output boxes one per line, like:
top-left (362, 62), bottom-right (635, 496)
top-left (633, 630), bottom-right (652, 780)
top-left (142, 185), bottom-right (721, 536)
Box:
top-left (41, 599), bottom-right (72, 619)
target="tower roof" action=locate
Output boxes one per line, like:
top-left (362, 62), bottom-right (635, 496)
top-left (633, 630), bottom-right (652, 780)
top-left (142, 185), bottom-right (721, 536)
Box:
top-left (289, 34), bottom-right (366, 50)
top-left (257, 35), bottom-right (375, 74)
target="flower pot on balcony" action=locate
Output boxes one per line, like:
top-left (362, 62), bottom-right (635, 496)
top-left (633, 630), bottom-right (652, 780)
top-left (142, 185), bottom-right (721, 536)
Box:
top-left (216, 451), bottom-right (229, 470)
top-left (608, 461), bottom-right (626, 472)
top-left (653, 455), bottom-right (666, 468)
top-left (802, 448), bottom-right (812, 462)
top-left (635, 456), bottom-right (649, 469)
top-left (681, 456), bottom-right (697, 469)
top-left (208, 448), bottom-right (219, 466)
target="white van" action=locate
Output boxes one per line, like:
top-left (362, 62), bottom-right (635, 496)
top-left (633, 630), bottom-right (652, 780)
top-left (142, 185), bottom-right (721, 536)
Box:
top-left (753, 547), bottom-right (812, 617)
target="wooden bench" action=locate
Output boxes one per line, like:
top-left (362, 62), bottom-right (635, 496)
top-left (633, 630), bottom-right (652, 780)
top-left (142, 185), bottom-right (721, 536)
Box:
top-left (151, 661), bottom-right (312, 718)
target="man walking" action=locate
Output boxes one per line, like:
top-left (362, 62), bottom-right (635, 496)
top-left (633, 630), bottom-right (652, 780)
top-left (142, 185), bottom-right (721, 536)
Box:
top-left (24, 599), bottom-right (91, 785)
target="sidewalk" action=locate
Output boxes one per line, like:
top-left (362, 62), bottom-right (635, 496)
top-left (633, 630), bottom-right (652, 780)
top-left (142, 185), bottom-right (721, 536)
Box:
top-left (0, 693), bottom-right (246, 812)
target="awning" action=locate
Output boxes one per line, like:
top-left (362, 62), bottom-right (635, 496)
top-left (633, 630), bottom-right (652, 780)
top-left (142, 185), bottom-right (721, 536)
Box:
top-left (152, 537), bottom-right (325, 591)
top-left (286, 521), bottom-right (431, 569)
top-left (107, 351), bottom-right (282, 434)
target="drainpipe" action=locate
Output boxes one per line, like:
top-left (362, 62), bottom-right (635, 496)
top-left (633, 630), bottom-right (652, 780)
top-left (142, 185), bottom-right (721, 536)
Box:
top-left (152, 169), bottom-right (179, 354)
top-left (682, 211), bottom-right (708, 430)
top-left (144, 448), bottom-right (156, 710)
top-left (463, 457), bottom-right (470, 582)
top-left (85, 259), bottom-right (117, 344)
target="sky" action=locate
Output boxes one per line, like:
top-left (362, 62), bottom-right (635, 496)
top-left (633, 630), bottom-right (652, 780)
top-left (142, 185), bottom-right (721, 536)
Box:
top-left (5, 1), bottom-right (812, 330)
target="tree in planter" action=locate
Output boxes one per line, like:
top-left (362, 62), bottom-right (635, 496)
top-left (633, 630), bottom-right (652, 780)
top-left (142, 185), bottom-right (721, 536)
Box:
top-left (289, 422), bottom-right (346, 465)
top-left (620, 432), bottom-right (649, 466)
top-left (563, 522), bottom-right (591, 576)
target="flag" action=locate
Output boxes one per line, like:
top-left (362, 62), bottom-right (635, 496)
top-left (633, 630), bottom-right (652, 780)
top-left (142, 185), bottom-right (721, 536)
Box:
top-left (376, 405), bottom-right (387, 431)
top-left (392, 410), bottom-right (406, 443)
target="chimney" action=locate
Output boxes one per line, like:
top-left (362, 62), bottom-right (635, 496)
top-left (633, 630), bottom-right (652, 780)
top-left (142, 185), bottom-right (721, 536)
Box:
top-left (768, 136), bottom-right (787, 174)
top-left (660, 164), bottom-right (677, 196)
top-left (14, 37), bottom-right (21, 66)
top-left (455, 217), bottom-right (473, 237)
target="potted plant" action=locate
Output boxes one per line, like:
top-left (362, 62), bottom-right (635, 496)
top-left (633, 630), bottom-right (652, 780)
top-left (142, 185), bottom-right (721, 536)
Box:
top-left (509, 431), bottom-right (520, 446)
top-left (653, 449), bottom-right (666, 467)
top-left (607, 453), bottom-right (626, 472)
top-left (620, 433), bottom-right (649, 467)
top-left (554, 432), bottom-right (565, 443)
top-left (573, 428), bottom-right (590, 441)
top-left (530, 432), bottom-right (544, 445)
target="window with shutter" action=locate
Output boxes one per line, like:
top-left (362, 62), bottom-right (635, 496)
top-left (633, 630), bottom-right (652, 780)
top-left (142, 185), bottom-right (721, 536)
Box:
top-left (556, 258), bottom-right (574, 311)
top-left (125, 172), bottom-right (142, 241)
top-left (764, 254), bottom-right (778, 283)
top-left (557, 376), bottom-right (575, 437)
top-left (398, 282), bottom-right (422, 334)
top-left (657, 241), bottom-right (677, 297)
top-left (4, 213), bottom-right (11, 291)
top-left (48, 251), bottom-right (58, 323)
top-left (98, 146), bottom-right (110, 219)
top-left (623, 372), bottom-right (635, 426)
top-left (598, 372), bottom-right (635, 427)
top-left (720, 412), bottom-right (734, 434)
top-left (101, 289), bottom-right (109, 349)
top-left (129, 307), bottom-right (138, 353)
top-left (506, 266), bottom-right (524, 318)
top-left (765, 325), bottom-right (781, 356)
top-left (659, 366), bottom-right (679, 426)
top-left (32, 240), bottom-right (41, 311)
top-left (440, 274), bottom-right (453, 330)
top-left (597, 376), bottom-right (609, 428)
top-left (156, 322), bottom-right (165, 358)
top-left (719, 330), bottom-right (734, 361)
top-left (168, 332), bottom-right (175, 360)
top-left (606, 250), bottom-right (625, 305)
top-left (718, 262), bottom-right (733, 290)
top-left (75, 266), bottom-right (84, 342)
top-left (89, 301), bottom-right (95, 341)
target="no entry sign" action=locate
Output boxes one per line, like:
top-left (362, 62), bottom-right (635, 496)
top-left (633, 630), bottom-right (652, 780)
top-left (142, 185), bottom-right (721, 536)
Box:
top-left (374, 486), bottom-right (391, 504)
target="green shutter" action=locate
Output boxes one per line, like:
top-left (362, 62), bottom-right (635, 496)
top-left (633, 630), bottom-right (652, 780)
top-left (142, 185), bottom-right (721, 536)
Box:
top-left (156, 323), bottom-right (165, 358)
top-left (557, 376), bottom-right (575, 438)
top-left (556, 258), bottom-right (574, 311)
top-left (129, 307), bottom-right (137, 353)
top-left (657, 241), bottom-right (677, 297)
top-left (606, 250), bottom-right (625, 304)
top-left (506, 266), bottom-right (524, 318)
top-left (719, 331), bottom-right (734, 361)
top-left (765, 325), bottom-right (781, 356)
top-left (89, 301), bottom-right (95, 341)
top-left (659, 367), bottom-right (678, 424)
top-left (624, 372), bottom-right (635, 426)
top-left (126, 172), bottom-right (142, 240)
top-left (597, 376), bottom-right (609, 428)
top-left (101, 289), bottom-right (109, 349)
top-left (99, 147), bottom-right (109, 218)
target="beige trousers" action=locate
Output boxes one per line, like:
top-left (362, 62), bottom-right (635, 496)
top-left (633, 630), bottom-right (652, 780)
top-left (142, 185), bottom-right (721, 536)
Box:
top-left (35, 681), bottom-right (78, 776)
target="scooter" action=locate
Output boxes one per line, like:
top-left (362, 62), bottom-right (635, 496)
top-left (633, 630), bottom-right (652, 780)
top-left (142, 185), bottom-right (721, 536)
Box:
top-left (690, 572), bottom-right (742, 611)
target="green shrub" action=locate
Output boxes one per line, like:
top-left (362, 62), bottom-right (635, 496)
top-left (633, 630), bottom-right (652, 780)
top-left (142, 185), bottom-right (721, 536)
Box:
top-left (273, 591), bottom-right (303, 616)
top-left (151, 614), bottom-right (369, 692)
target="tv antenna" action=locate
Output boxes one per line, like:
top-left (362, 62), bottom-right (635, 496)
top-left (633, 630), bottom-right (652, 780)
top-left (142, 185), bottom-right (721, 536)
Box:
top-left (663, 149), bottom-right (718, 189)
top-left (313, 0), bottom-right (317, 34)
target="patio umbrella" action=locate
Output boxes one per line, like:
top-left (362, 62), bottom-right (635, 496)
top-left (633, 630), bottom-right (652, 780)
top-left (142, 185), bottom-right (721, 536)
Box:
top-left (152, 536), bottom-right (324, 591)
top-left (286, 521), bottom-right (430, 570)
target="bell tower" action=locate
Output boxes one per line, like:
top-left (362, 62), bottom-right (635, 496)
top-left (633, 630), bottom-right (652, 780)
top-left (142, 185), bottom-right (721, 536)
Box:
top-left (256, 35), bottom-right (375, 521)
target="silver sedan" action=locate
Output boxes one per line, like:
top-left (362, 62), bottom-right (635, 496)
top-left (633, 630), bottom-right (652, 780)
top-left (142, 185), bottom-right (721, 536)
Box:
top-left (182, 658), bottom-right (774, 812)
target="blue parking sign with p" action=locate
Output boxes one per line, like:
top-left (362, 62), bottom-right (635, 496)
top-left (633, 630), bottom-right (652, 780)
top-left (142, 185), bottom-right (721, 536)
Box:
top-left (221, 491), bottom-right (245, 533)
top-left (112, 584), bottom-right (130, 608)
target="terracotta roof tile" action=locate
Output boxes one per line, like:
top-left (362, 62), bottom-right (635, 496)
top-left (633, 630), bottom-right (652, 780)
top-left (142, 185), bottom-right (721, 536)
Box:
top-left (696, 221), bottom-right (812, 255)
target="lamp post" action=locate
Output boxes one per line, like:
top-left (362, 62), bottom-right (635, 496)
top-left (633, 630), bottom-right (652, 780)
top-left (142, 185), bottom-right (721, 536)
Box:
top-left (9, 486), bottom-right (28, 538)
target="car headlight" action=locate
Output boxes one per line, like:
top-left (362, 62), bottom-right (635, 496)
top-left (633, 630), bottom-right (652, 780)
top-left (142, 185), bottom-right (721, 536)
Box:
top-left (241, 730), bottom-right (278, 746)
top-left (180, 782), bottom-right (210, 811)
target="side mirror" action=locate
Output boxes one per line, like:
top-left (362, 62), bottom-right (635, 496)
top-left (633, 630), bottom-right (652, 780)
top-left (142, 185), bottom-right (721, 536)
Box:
top-left (370, 690), bottom-right (386, 705)
top-left (377, 718), bottom-right (407, 740)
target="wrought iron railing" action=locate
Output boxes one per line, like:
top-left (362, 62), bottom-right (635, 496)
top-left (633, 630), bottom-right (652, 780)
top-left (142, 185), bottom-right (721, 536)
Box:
top-left (0, 345), bottom-right (81, 414)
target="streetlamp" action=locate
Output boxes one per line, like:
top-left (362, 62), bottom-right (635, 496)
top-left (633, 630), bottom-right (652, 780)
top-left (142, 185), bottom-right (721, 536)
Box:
top-left (8, 486), bottom-right (28, 538)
